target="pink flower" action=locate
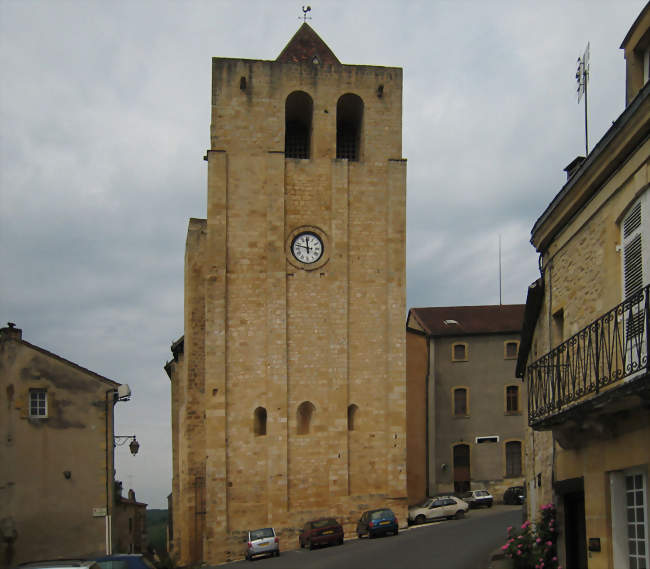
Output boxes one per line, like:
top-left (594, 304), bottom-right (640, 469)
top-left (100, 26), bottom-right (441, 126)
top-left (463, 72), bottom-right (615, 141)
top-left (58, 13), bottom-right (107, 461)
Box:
top-left (546, 541), bottom-right (553, 546)
top-left (507, 526), bottom-right (513, 533)
top-left (536, 538), bottom-right (542, 543)
top-left (501, 544), bottom-right (509, 551)
top-left (517, 551), bottom-right (522, 556)
top-left (552, 557), bottom-right (558, 562)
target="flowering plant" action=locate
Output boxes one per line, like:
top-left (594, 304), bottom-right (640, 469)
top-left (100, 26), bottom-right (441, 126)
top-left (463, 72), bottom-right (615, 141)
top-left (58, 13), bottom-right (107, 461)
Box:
top-left (501, 503), bottom-right (560, 569)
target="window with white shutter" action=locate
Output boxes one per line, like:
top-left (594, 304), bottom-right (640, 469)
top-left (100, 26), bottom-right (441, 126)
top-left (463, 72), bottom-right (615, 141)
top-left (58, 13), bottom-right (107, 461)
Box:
top-left (621, 190), bottom-right (649, 368)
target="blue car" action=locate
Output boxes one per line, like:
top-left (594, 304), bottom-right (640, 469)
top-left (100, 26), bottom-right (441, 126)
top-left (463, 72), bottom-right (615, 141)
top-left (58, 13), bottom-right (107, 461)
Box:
top-left (356, 508), bottom-right (399, 538)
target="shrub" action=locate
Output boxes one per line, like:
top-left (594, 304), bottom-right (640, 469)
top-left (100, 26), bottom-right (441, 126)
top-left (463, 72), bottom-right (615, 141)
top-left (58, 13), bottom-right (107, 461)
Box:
top-left (501, 503), bottom-right (560, 569)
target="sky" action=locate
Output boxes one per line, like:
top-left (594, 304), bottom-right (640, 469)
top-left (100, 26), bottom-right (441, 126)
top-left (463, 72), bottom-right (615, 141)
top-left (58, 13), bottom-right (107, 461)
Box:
top-left (1, 0), bottom-right (646, 509)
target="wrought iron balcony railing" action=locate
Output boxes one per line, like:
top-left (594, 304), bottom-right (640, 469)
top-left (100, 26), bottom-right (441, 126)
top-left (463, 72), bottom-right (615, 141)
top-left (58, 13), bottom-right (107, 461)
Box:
top-left (526, 284), bottom-right (649, 425)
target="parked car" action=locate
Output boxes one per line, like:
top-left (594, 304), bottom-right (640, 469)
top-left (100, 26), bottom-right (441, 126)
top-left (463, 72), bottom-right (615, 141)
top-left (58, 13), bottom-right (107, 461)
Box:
top-left (462, 489), bottom-right (493, 508)
top-left (503, 485), bottom-right (526, 505)
top-left (245, 527), bottom-right (280, 561)
top-left (94, 555), bottom-right (156, 569)
top-left (408, 496), bottom-right (469, 524)
top-left (356, 508), bottom-right (399, 538)
top-left (299, 517), bottom-right (344, 549)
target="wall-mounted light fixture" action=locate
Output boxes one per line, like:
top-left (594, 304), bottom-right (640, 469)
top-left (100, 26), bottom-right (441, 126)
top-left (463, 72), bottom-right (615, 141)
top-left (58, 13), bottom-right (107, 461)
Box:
top-left (441, 463), bottom-right (449, 472)
top-left (114, 434), bottom-right (140, 456)
top-left (63, 470), bottom-right (71, 479)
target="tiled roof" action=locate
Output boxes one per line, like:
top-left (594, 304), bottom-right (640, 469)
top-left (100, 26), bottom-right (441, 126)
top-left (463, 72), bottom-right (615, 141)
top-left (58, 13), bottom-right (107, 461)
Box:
top-left (408, 304), bottom-right (525, 337)
top-left (276, 23), bottom-right (340, 65)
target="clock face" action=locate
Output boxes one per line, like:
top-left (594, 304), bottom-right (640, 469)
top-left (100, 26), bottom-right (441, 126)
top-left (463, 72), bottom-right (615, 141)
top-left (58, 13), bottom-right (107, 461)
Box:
top-left (291, 232), bottom-right (323, 264)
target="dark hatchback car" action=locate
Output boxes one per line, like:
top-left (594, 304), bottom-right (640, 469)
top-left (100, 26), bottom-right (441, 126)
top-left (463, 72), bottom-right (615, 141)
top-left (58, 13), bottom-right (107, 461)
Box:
top-left (503, 486), bottom-right (526, 505)
top-left (356, 508), bottom-right (399, 539)
top-left (299, 517), bottom-right (344, 550)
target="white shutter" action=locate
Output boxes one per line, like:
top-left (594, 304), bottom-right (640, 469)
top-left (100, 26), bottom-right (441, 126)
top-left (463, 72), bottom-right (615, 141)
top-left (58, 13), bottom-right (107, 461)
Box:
top-left (621, 190), bottom-right (649, 367)
top-left (622, 190), bottom-right (650, 296)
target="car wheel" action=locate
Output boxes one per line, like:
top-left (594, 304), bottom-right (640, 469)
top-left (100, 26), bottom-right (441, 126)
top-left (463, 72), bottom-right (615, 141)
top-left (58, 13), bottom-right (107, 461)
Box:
top-left (394, 526), bottom-right (399, 536)
top-left (488, 502), bottom-right (493, 508)
top-left (308, 540), bottom-right (314, 551)
top-left (415, 514), bottom-right (425, 525)
top-left (455, 510), bottom-right (465, 519)
top-left (276, 550), bottom-right (280, 557)
top-left (299, 539), bottom-right (304, 549)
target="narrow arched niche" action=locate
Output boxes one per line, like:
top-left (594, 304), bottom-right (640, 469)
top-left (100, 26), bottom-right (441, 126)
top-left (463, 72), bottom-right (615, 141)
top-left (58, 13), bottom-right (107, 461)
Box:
top-left (254, 406), bottom-right (267, 436)
top-left (297, 401), bottom-right (315, 435)
top-left (347, 404), bottom-right (359, 431)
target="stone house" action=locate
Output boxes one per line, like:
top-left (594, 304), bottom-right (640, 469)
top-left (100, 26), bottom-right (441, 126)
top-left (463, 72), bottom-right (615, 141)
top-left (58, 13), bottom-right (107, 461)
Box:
top-left (0, 323), bottom-right (139, 567)
top-left (113, 487), bottom-right (148, 555)
top-left (165, 23), bottom-right (407, 565)
top-left (516, 5), bottom-right (650, 568)
top-left (406, 305), bottom-right (527, 503)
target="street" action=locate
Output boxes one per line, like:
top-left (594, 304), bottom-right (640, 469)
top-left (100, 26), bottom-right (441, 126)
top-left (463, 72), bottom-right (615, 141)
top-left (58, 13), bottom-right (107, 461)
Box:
top-left (216, 505), bottom-right (523, 569)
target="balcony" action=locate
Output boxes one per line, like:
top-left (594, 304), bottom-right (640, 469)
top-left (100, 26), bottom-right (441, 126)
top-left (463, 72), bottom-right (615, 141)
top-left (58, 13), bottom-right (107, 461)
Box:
top-left (526, 284), bottom-right (649, 430)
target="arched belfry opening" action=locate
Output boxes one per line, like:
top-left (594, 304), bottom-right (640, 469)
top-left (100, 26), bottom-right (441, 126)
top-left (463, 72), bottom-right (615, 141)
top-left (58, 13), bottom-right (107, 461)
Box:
top-left (336, 93), bottom-right (363, 161)
top-left (297, 401), bottom-right (315, 434)
top-left (285, 91), bottom-right (313, 159)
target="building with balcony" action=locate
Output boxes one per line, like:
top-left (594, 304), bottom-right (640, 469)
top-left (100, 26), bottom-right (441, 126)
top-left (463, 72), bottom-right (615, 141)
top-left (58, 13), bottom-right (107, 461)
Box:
top-left (516, 5), bottom-right (650, 569)
top-left (406, 304), bottom-right (526, 503)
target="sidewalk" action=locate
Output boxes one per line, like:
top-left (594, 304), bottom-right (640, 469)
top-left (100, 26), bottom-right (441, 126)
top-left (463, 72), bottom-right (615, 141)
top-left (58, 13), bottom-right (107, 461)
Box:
top-left (486, 548), bottom-right (514, 569)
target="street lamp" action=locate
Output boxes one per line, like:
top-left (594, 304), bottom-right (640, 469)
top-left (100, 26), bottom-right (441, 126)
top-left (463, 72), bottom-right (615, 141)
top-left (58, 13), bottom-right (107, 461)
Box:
top-left (114, 435), bottom-right (140, 456)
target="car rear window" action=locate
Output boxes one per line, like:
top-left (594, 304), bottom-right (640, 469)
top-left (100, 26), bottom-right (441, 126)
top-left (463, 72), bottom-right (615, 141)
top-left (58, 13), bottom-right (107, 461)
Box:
top-left (250, 528), bottom-right (274, 540)
top-left (96, 562), bottom-right (128, 569)
top-left (312, 518), bottom-right (337, 528)
top-left (370, 509), bottom-right (392, 520)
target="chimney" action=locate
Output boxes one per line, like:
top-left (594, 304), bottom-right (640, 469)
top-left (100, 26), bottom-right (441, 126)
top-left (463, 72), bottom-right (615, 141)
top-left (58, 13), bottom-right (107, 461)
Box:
top-left (564, 156), bottom-right (586, 181)
top-left (0, 322), bottom-right (22, 341)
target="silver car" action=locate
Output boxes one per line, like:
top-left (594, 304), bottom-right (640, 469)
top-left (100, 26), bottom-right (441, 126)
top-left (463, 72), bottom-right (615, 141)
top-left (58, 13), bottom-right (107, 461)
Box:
top-left (245, 527), bottom-right (279, 560)
top-left (408, 496), bottom-right (469, 524)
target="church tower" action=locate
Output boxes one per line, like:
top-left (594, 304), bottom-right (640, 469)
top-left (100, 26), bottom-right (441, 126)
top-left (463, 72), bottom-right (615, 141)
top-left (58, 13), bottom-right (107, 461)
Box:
top-left (167, 23), bottom-right (407, 564)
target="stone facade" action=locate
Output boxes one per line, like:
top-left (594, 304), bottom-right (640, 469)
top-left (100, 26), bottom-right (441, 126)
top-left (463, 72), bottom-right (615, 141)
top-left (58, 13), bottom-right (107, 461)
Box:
top-left (406, 305), bottom-right (527, 504)
top-left (0, 324), bottom-right (134, 567)
top-left (166, 24), bottom-right (407, 565)
top-left (517, 6), bottom-right (650, 568)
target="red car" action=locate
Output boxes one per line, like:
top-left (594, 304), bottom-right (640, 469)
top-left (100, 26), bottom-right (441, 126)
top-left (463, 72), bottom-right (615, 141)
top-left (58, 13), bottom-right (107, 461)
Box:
top-left (299, 517), bottom-right (344, 550)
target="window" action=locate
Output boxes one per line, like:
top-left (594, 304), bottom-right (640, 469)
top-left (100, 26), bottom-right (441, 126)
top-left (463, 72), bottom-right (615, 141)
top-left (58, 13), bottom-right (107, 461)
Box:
top-left (254, 407), bottom-right (267, 436)
top-left (504, 341), bottom-right (519, 359)
top-left (621, 191), bottom-right (649, 366)
top-left (552, 308), bottom-right (564, 347)
top-left (453, 388), bottom-right (468, 416)
top-left (297, 401), bottom-right (315, 435)
top-left (505, 441), bottom-right (522, 477)
top-left (347, 404), bottom-right (358, 431)
top-left (451, 342), bottom-right (468, 362)
top-left (336, 94), bottom-right (363, 161)
top-left (610, 468), bottom-right (649, 569)
top-left (285, 91), bottom-right (313, 159)
top-left (506, 385), bottom-right (520, 413)
top-left (29, 389), bottom-right (47, 417)
top-left (476, 436), bottom-right (499, 444)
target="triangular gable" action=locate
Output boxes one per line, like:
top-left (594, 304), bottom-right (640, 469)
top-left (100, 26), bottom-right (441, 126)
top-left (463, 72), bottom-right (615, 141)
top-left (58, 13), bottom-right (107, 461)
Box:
top-left (276, 23), bottom-right (340, 65)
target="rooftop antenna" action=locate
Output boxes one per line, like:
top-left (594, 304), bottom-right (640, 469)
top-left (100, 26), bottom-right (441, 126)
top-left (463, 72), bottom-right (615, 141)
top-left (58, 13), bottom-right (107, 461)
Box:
top-left (301, 6), bottom-right (312, 22)
top-left (576, 42), bottom-right (590, 156)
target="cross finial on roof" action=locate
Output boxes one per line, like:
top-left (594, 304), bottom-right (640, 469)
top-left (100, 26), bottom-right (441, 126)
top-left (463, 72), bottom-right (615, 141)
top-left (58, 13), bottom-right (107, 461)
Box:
top-left (301, 6), bottom-right (312, 22)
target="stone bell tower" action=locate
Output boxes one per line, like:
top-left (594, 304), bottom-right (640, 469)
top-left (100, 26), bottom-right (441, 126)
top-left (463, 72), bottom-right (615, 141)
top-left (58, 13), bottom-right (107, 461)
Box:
top-left (167, 23), bottom-right (407, 564)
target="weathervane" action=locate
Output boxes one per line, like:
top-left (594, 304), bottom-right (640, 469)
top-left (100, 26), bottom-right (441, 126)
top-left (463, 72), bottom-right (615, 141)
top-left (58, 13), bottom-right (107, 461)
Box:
top-left (576, 42), bottom-right (590, 156)
top-left (301, 6), bottom-right (312, 22)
